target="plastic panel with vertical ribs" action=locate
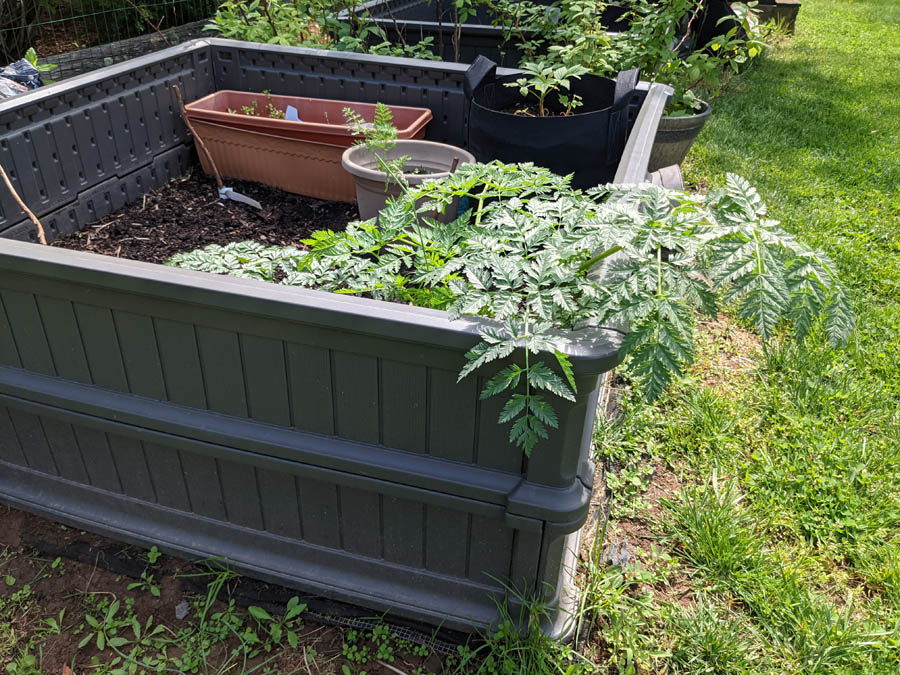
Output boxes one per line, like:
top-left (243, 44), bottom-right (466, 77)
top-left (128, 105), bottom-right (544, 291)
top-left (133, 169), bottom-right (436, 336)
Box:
top-left (0, 43), bottom-right (214, 240)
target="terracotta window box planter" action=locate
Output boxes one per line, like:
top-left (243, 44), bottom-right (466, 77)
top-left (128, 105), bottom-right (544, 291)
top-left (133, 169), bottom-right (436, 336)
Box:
top-left (183, 92), bottom-right (433, 202)
top-left (185, 91), bottom-right (432, 144)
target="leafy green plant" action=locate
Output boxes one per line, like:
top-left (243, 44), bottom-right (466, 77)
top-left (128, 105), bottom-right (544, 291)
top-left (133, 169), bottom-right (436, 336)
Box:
top-left (245, 597), bottom-right (307, 651)
top-left (608, 0), bottom-right (766, 114)
top-left (170, 163), bottom-right (853, 456)
top-left (77, 599), bottom-right (131, 651)
top-left (23, 48), bottom-right (57, 75)
top-left (343, 102), bottom-right (409, 188)
top-left (453, 582), bottom-right (596, 674)
top-left (127, 570), bottom-right (161, 597)
top-left (506, 61), bottom-right (589, 117)
top-left (144, 546), bottom-right (161, 565)
top-left (207, 0), bottom-right (438, 60)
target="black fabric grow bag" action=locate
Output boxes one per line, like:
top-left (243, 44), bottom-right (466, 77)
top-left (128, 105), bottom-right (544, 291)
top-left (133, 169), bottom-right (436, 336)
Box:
top-left (465, 56), bottom-right (639, 189)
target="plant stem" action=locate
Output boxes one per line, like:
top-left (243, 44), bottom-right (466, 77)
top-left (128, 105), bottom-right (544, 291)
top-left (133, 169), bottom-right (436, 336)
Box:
top-left (579, 245), bottom-right (623, 275)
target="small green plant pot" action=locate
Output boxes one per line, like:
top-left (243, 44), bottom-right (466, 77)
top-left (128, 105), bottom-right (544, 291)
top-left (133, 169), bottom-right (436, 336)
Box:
top-left (341, 140), bottom-right (475, 221)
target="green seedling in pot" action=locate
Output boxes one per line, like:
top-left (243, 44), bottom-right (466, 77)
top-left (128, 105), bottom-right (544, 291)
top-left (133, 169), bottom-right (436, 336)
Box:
top-left (506, 61), bottom-right (589, 117)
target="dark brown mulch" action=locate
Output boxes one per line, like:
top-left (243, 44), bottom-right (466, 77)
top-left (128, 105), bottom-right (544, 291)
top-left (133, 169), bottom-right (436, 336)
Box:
top-left (52, 169), bottom-right (359, 264)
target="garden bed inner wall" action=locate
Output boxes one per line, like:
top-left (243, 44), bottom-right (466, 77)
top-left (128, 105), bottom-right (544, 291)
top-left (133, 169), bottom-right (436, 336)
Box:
top-left (0, 39), bottom-right (493, 242)
top-left (350, 0), bottom-right (630, 65)
top-left (0, 39), bottom-right (638, 636)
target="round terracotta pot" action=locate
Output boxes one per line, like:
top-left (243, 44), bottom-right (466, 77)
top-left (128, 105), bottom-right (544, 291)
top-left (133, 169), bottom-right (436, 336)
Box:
top-left (647, 100), bottom-right (712, 173)
top-left (341, 140), bottom-right (475, 221)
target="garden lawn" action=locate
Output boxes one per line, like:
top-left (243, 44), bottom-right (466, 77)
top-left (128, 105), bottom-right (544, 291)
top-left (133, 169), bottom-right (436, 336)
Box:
top-left (587, 1), bottom-right (900, 673)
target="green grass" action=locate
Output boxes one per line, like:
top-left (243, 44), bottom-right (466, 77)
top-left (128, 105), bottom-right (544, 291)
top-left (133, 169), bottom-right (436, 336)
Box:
top-left (585, 1), bottom-right (900, 672)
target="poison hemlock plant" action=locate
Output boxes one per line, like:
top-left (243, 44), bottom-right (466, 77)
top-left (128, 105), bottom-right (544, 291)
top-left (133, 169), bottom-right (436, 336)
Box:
top-left (169, 164), bottom-right (854, 456)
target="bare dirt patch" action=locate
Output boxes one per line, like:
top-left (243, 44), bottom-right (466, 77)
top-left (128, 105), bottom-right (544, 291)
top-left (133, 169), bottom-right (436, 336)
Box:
top-left (0, 506), bottom-right (452, 674)
top-left (692, 315), bottom-right (762, 392)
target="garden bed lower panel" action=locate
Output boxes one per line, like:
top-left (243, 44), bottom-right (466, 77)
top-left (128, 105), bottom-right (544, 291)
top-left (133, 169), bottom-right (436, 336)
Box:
top-left (0, 240), bottom-right (619, 635)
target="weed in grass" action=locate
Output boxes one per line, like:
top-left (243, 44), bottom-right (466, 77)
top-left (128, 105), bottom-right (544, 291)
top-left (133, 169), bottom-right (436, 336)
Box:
top-left (661, 386), bottom-right (742, 468)
top-left (668, 595), bottom-right (759, 674)
top-left (663, 475), bottom-right (889, 672)
top-left (451, 582), bottom-right (597, 675)
top-left (577, 555), bottom-right (671, 673)
top-left (661, 473), bottom-right (761, 583)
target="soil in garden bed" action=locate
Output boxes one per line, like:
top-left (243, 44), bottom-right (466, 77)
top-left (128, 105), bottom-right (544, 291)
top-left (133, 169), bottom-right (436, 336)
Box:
top-left (52, 169), bottom-right (359, 264)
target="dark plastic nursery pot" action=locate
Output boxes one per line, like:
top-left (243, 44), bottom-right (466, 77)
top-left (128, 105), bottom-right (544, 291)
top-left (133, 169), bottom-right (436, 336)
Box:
top-left (341, 140), bottom-right (475, 220)
top-left (464, 57), bottom-right (640, 190)
top-left (647, 99), bottom-right (711, 173)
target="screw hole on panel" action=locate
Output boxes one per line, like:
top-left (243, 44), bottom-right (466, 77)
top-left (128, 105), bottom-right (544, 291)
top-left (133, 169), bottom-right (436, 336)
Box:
top-left (31, 161), bottom-right (36, 169)
top-left (96, 163), bottom-right (101, 170)
top-left (107, 131), bottom-right (113, 139)
top-left (78, 172), bottom-right (84, 180)
top-left (144, 142), bottom-right (150, 150)
top-left (23, 131), bottom-right (30, 141)
top-left (58, 181), bottom-right (64, 188)
top-left (51, 152), bottom-right (57, 160)
top-left (0, 140), bottom-right (6, 150)
top-left (129, 148), bottom-right (135, 158)
top-left (39, 190), bottom-right (46, 198)
top-left (72, 145), bottom-right (77, 152)
top-left (104, 193), bottom-right (111, 204)
top-left (113, 156), bottom-right (119, 164)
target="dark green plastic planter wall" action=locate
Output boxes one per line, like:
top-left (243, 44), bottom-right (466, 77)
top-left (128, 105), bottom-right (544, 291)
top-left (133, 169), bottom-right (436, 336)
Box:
top-left (0, 39), bottom-right (667, 636)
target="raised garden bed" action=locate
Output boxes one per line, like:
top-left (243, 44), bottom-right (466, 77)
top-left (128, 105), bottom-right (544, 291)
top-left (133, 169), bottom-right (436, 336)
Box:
top-left (0, 38), bottom-right (670, 637)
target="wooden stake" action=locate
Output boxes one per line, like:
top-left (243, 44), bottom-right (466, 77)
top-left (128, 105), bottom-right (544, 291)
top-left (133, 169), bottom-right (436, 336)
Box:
top-left (172, 84), bottom-right (224, 191)
top-left (0, 163), bottom-right (47, 245)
